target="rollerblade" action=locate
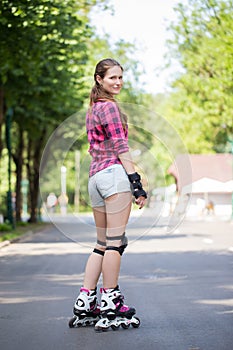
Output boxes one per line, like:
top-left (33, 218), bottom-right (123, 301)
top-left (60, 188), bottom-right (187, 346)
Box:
top-left (94, 285), bottom-right (140, 332)
top-left (69, 287), bottom-right (100, 328)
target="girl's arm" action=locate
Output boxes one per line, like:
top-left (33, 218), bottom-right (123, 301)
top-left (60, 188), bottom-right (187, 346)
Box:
top-left (118, 151), bottom-right (135, 174)
top-left (119, 151), bottom-right (147, 209)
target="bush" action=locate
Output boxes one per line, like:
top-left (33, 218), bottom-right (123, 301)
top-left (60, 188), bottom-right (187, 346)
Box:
top-left (0, 223), bottom-right (12, 232)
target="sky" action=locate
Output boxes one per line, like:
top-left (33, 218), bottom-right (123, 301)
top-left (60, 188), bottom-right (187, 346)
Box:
top-left (90, 0), bottom-right (180, 94)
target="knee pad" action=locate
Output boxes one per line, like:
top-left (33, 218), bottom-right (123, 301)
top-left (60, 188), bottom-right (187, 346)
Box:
top-left (105, 245), bottom-right (125, 256)
top-left (93, 239), bottom-right (106, 256)
top-left (106, 232), bottom-right (128, 256)
top-left (93, 248), bottom-right (105, 256)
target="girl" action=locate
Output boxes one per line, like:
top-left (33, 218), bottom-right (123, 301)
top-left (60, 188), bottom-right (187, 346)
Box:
top-left (70, 58), bottom-right (147, 331)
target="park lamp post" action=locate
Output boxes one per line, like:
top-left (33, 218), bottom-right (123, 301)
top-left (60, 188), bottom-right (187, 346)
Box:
top-left (60, 166), bottom-right (68, 215)
top-left (61, 165), bottom-right (67, 195)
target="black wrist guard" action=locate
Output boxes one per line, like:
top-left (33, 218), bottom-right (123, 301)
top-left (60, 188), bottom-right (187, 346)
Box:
top-left (128, 172), bottom-right (147, 199)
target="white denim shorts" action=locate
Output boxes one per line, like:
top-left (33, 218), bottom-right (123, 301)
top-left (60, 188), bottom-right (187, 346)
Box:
top-left (88, 164), bottom-right (131, 207)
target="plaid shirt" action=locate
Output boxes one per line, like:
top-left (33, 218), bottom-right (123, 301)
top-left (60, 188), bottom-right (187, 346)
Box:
top-left (86, 101), bottom-right (129, 177)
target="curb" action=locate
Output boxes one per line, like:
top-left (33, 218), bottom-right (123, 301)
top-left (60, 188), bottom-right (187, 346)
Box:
top-left (0, 224), bottom-right (50, 250)
top-left (0, 240), bottom-right (11, 249)
top-left (0, 230), bottom-right (33, 250)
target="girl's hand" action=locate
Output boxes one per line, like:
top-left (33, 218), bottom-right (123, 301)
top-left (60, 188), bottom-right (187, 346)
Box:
top-left (135, 196), bottom-right (146, 209)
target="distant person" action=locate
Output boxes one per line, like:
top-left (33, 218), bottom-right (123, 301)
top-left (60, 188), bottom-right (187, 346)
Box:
top-left (58, 193), bottom-right (68, 215)
top-left (46, 193), bottom-right (57, 213)
top-left (69, 58), bottom-right (147, 331)
top-left (205, 200), bottom-right (215, 215)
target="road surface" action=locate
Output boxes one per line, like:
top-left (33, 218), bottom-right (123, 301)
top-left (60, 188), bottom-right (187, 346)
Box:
top-left (0, 209), bottom-right (233, 350)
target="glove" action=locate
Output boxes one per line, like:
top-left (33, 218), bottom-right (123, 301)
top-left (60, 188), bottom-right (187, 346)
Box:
top-left (128, 172), bottom-right (147, 199)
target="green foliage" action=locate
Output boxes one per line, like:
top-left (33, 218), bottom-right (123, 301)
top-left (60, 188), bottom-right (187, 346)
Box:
top-left (164, 0), bottom-right (233, 153)
top-left (0, 0), bottom-right (109, 219)
top-left (0, 0), bottom-right (95, 123)
top-left (0, 223), bottom-right (12, 232)
top-left (0, 221), bottom-right (48, 242)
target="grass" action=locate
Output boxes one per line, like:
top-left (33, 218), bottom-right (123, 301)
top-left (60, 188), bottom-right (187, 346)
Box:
top-left (0, 222), bottom-right (50, 243)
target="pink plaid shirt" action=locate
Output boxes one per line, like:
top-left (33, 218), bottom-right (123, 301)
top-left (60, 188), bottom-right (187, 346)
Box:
top-left (86, 101), bottom-right (129, 177)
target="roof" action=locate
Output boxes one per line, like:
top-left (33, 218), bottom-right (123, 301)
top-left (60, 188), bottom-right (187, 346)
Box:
top-left (168, 154), bottom-right (233, 192)
top-left (182, 178), bottom-right (233, 194)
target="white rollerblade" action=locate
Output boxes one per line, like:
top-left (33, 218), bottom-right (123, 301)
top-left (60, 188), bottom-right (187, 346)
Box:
top-left (69, 287), bottom-right (100, 328)
top-left (94, 286), bottom-right (140, 332)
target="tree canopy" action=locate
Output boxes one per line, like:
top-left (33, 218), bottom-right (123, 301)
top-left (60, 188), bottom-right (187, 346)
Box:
top-left (162, 0), bottom-right (233, 153)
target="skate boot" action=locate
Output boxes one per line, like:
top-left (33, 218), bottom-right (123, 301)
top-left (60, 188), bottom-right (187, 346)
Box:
top-left (94, 285), bottom-right (140, 332)
top-left (68, 287), bottom-right (100, 328)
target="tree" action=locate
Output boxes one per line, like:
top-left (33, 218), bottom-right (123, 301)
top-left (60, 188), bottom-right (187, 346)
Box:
top-left (0, 0), bottom-right (108, 221)
top-left (164, 0), bottom-right (233, 153)
top-left (0, 0), bottom-right (150, 220)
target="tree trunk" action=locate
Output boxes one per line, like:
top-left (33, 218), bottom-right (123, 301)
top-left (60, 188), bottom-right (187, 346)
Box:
top-left (12, 127), bottom-right (24, 222)
top-left (27, 129), bottom-right (46, 223)
top-left (0, 88), bottom-right (4, 159)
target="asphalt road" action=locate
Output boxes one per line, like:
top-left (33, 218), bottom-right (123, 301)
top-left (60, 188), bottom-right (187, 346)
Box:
top-left (0, 209), bottom-right (233, 350)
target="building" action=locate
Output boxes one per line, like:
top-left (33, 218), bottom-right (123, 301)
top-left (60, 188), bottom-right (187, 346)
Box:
top-left (168, 154), bottom-right (233, 217)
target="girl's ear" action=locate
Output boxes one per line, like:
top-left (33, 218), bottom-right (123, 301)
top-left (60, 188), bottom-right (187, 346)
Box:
top-left (96, 74), bottom-right (102, 85)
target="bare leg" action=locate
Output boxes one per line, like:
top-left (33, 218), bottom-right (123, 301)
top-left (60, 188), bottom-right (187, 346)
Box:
top-left (102, 192), bottom-right (132, 289)
top-left (83, 206), bottom-right (106, 290)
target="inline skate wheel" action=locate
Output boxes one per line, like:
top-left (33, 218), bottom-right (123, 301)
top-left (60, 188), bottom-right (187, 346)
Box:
top-left (111, 324), bottom-right (120, 331)
top-left (121, 323), bottom-right (130, 329)
top-left (131, 317), bottom-right (140, 328)
top-left (95, 326), bottom-right (109, 332)
top-left (68, 316), bottom-right (76, 328)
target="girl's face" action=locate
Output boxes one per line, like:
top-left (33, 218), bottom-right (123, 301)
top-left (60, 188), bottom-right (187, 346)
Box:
top-left (96, 66), bottom-right (123, 96)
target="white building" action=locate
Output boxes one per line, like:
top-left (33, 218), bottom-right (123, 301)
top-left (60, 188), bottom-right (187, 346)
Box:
top-left (168, 154), bottom-right (233, 218)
